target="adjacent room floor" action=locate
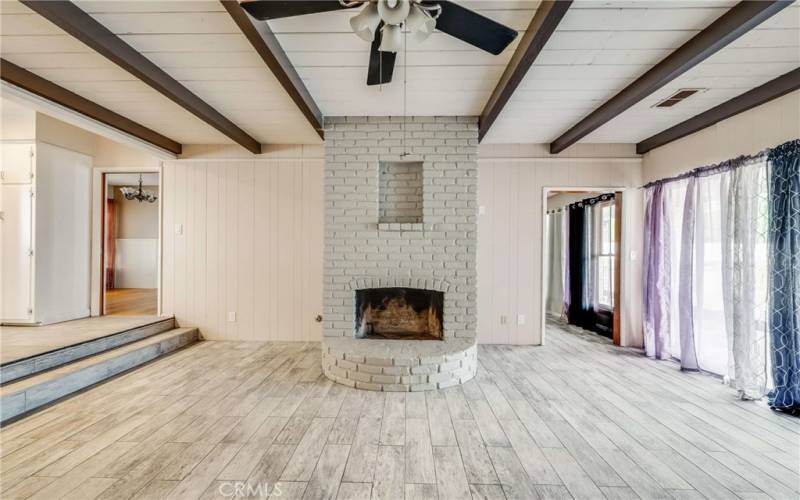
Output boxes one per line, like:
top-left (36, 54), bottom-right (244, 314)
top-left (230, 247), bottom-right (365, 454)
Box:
top-left (0, 322), bottom-right (797, 500)
top-left (0, 316), bottom-right (161, 364)
top-left (104, 288), bottom-right (158, 317)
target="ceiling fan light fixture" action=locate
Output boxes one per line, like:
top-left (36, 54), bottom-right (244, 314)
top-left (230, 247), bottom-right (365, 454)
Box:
top-left (349, 2), bottom-right (381, 42)
top-left (379, 23), bottom-right (403, 52)
top-left (406, 4), bottom-right (436, 43)
top-left (377, 0), bottom-right (410, 26)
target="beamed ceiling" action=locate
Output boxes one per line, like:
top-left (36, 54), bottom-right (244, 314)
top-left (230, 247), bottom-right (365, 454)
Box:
top-left (1, 0), bottom-right (798, 151)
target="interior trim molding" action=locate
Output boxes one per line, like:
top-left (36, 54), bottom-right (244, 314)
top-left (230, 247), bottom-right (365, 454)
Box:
top-left (549, 0), bottom-right (794, 154)
top-left (637, 68), bottom-right (800, 154)
top-left (20, 0), bottom-right (262, 154)
top-left (478, 0), bottom-right (572, 142)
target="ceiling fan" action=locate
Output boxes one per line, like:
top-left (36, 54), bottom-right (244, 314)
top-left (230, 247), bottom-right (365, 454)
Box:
top-left (240, 0), bottom-right (518, 85)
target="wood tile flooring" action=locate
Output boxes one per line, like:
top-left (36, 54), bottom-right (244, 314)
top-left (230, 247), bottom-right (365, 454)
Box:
top-left (0, 321), bottom-right (797, 499)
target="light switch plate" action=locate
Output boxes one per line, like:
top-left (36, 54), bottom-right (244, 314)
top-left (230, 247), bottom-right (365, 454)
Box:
top-left (175, 223), bottom-right (183, 235)
top-left (227, 311), bottom-right (236, 322)
top-left (517, 314), bottom-right (525, 325)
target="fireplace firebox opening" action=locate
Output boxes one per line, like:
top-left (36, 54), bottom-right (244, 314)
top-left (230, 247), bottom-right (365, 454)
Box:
top-left (355, 287), bottom-right (444, 340)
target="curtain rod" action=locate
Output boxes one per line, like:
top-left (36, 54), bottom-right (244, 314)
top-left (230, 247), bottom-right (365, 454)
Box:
top-left (641, 144), bottom-right (780, 189)
top-left (547, 192), bottom-right (615, 214)
top-left (569, 192), bottom-right (615, 208)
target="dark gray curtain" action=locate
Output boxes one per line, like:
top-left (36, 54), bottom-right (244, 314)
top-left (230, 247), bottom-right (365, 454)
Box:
top-left (767, 139), bottom-right (800, 414)
top-left (565, 194), bottom-right (615, 336)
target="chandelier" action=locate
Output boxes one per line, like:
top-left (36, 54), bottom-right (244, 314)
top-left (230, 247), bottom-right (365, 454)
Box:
top-left (346, 0), bottom-right (440, 52)
top-left (120, 174), bottom-right (157, 203)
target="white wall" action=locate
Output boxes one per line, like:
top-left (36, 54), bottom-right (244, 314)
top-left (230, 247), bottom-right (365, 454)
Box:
top-left (1, 98), bottom-right (35, 140)
top-left (161, 145), bottom-right (324, 341)
top-left (115, 239), bottom-right (158, 288)
top-left (642, 90), bottom-right (800, 183)
top-left (477, 144), bottom-right (643, 347)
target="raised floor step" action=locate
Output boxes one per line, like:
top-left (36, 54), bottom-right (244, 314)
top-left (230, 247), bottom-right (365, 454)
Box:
top-left (0, 327), bottom-right (198, 424)
top-left (0, 317), bottom-right (176, 384)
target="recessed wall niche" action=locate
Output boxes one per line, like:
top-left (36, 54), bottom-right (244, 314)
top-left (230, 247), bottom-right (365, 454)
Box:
top-left (378, 161), bottom-right (423, 224)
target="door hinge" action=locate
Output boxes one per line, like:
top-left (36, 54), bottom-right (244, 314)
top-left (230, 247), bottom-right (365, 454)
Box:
top-left (28, 249), bottom-right (34, 257)
top-left (27, 308), bottom-right (33, 315)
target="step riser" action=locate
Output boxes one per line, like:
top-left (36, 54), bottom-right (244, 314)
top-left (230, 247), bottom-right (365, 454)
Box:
top-left (1, 319), bottom-right (176, 384)
top-left (1, 328), bottom-right (197, 424)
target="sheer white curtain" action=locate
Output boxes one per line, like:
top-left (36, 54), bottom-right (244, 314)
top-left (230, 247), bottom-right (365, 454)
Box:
top-left (664, 180), bottom-right (687, 360)
top-left (691, 173), bottom-right (729, 375)
top-left (545, 211), bottom-right (566, 317)
top-left (655, 163), bottom-right (769, 386)
top-left (643, 154), bottom-right (771, 398)
top-left (721, 160), bottom-right (769, 398)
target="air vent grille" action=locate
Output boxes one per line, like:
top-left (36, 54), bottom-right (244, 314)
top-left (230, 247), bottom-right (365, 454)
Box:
top-left (654, 88), bottom-right (705, 108)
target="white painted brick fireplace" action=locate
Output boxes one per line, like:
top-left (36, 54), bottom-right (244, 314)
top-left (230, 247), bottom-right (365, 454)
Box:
top-left (321, 116), bottom-right (479, 391)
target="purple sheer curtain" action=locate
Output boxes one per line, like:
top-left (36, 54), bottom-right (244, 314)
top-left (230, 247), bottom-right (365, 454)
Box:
top-left (643, 184), bottom-right (671, 359)
top-left (678, 179), bottom-right (701, 371)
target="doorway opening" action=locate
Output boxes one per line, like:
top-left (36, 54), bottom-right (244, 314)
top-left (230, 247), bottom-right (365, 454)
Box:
top-left (102, 173), bottom-right (159, 316)
top-left (543, 189), bottom-right (622, 344)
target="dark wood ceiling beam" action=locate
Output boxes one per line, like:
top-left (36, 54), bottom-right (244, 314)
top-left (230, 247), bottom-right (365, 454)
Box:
top-left (478, 0), bottom-right (572, 142)
top-left (21, 0), bottom-right (262, 154)
top-left (1, 58), bottom-right (182, 155)
top-left (222, 0), bottom-right (324, 140)
top-left (637, 68), bottom-right (800, 154)
top-left (549, 0), bottom-right (794, 154)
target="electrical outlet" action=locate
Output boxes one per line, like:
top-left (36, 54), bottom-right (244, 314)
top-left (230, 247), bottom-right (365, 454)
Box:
top-left (517, 314), bottom-right (525, 325)
top-left (227, 311), bottom-right (236, 322)
top-left (500, 315), bottom-right (507, 325)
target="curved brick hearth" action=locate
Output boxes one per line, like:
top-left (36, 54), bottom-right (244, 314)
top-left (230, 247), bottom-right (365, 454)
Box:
top-left (322, 337), bottom-right (477, 392)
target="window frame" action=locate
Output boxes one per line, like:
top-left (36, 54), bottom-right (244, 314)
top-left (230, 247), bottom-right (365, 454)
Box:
top-left (594, 199), bottom-right (616, 311)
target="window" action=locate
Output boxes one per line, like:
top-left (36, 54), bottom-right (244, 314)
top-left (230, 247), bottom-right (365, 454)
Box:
top-left (595, 201), bottom-right (615, 309)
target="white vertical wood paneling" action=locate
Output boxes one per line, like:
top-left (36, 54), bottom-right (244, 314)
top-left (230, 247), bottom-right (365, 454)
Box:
top-left (205, 163), bottom-right (220, 338)
top-left (162, 158), bottom-right (323, 341)
top-left (516, 163), bottom-right (537, 345)
top-left (476, 160), bottom-right (493, 345)
top-left (477, 146), bottom-right (643, 346)
top-left (238, 163), bottom-right (255, 341)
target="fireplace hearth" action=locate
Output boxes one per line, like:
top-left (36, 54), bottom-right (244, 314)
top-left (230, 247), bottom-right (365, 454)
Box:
top-left (355, 287), bottom-right (443, 340)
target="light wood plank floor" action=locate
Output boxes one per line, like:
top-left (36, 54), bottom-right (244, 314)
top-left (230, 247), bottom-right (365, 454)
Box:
top-left (1, 321), bottom-right (797, 500)
top-left (0, 316), bottom-right (161, 364)
top-left (105, 289), bottom-right (158, 317)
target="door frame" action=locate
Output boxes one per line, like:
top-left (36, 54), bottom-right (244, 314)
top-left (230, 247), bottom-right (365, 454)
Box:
top-left (91, 166), bottom-right (162, 317)
top-left (540, 186), bottom-right (625, 346)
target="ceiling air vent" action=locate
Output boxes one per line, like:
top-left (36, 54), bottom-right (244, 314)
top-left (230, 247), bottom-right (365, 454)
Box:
top-left (654, 88), bottom-right (705, 108)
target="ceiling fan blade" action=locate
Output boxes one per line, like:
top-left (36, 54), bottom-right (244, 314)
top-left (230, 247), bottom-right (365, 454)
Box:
top-left (430, 0), bottom-right (518, 55)
top-left (367, 25), bottom-right (396, 86)
top-left (240, 1), bottom-right (357, 20)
